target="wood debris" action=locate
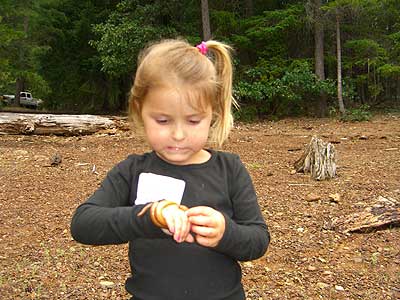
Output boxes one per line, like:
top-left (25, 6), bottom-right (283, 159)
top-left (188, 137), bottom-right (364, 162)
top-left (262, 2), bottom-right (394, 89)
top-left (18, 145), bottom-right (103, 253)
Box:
top-left (327, 196), bottom-right (400, 233)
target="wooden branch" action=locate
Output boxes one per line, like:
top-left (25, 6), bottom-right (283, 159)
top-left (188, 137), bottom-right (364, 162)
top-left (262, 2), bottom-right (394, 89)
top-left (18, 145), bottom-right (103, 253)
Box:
top-left (294, 136), bottom-right (336, 180)
top-left (0, 113), bottom-right (122, 135)
top-left (327, 196), bottom-right (400, 234)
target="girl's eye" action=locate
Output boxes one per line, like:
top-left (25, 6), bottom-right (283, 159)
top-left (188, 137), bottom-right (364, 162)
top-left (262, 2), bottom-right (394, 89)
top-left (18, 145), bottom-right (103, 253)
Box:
top-left (189, 119), bottom-right (201, 125)
top-left (156, 119), bottom-right (168, 124)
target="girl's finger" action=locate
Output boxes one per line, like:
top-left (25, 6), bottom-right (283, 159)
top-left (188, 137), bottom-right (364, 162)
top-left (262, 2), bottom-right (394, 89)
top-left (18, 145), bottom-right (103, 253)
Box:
top-left (174, 213), bottom-right (190, 243)
top-left (181, 216), bottom-right (191, 241)
top-left (191, 224), bottom-right (215, 237)
top-left (188, 215), bottom-right (214, 227)
top-left (161, 228), bottom-right (172, 236)
top-left (194, 234), bottom-right (215, 248)
top-left (184, 233), bottom-right (195, 243)
top-left (172, 216), bottom-right (182, 242)
top-left (186, 206), bottom-right (215, 217)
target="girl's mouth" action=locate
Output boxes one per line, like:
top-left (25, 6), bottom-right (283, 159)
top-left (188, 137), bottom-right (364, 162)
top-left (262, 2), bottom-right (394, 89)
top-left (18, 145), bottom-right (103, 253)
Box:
top-left (167, 147), bottom-right (184, 151)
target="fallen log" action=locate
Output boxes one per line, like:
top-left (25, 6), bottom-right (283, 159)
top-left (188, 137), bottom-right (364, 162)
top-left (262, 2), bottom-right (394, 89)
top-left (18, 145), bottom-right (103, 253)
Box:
top-left (327, 196), bottom-right (400, 234)
top-left (294, 136), bottom-right (336, 180)
top-left (0, 112), bottom-right (123, 135)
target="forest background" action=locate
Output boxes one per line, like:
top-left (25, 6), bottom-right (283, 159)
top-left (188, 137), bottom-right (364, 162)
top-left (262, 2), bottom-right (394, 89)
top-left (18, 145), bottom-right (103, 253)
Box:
top-left (1, 0), bottom-right (399, 120)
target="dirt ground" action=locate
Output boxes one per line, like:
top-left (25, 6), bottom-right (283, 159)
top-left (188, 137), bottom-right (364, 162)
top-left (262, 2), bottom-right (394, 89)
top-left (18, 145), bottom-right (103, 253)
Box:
top-left (0, 114), bottom-right (399, 300)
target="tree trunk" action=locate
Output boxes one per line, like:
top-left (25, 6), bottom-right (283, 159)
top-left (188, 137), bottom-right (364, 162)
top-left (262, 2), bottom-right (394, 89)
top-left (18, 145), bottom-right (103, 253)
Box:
top-left (14, 78), bottom-right (23, 106)
top-left (397, 77), bottom-right (400, 100)
top-left (14, 15), bottom-right (30, 107)
top-left (201, 0), bottom-right (211, 40)
top-left (245, 0), bottom-right (254, 17)
top-left (361, 83), bottom-right (366, 104)
top-left (314, 0), bottom-right (327, 117)
top-left (0, 113), bottom-right (128, 135)
top-left (336, 12), bottom-right (346, 114)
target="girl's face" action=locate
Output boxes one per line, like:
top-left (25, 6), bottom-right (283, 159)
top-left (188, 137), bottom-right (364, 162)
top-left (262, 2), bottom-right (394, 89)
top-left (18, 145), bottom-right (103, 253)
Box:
top-left (140, 87), bottom-right (213, 165)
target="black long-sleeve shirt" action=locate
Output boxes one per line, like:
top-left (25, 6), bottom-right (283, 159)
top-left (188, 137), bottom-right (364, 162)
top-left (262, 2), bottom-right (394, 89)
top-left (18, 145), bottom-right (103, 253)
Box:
top-left (71, 150), bottom-right (270, 300)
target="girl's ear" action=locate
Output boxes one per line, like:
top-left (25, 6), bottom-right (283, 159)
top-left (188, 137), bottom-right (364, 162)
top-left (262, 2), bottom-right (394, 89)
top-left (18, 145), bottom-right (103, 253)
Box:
top-left (134, 99), bottom-right (141, 113)
top-left (128, 96), bottom-right (144, 127)
top-left (132, 99), bottom-right (142, 118)
top-left (211, 111), bottom-right (217, 124)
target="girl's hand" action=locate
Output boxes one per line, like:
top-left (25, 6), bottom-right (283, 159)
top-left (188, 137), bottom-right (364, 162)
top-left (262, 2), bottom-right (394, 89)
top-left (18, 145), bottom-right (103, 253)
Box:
top-left (162, 204), bottom-right (194, 243)
top-left (185, 206), bottom-right (225, 248)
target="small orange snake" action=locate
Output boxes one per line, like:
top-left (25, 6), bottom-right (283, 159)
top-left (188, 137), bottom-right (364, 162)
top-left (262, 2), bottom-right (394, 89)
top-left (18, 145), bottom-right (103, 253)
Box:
top-left (137, 200), bottom-right (188, 228)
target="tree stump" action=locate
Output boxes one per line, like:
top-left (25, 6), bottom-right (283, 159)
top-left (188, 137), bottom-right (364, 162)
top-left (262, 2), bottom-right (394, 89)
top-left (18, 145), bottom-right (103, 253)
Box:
top-left (294, 136), bottom-right (336, 180)
top-left (327, 196), bottom-right (400, 234)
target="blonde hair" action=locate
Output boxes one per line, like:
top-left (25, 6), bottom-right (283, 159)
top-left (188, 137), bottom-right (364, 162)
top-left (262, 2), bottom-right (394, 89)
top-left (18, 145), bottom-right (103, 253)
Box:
top-left (128, 39), bottom-right (237, 146)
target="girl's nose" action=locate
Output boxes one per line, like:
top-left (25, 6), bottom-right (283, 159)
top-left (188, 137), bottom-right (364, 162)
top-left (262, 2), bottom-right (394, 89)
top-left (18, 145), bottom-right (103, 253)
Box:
top-left (172, 124), bottom-right (185, 141)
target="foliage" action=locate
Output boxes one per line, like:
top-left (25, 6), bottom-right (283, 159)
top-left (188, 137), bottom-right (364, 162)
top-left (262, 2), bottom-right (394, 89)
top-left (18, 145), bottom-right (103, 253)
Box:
top-left (235, 61), bottom-right (336, 120)
top-left (0, 10), bottom-right (23, 91)
top-left (344, 39), bottom-right (387, 68)
top-left (1, 0), bottom-right (400, 116)
top-left (90, 1), bottom-right (177, 77)
top-left (34, 0), bottom-right (122, 112)
top-left (340, 104), bottom-right (372, 122)
top-left (377, 63), bottom-right (400, 78)
top-left (389, 31), bottom-right (400, 60)
top-left (233, 4), bottom-right (306, 60)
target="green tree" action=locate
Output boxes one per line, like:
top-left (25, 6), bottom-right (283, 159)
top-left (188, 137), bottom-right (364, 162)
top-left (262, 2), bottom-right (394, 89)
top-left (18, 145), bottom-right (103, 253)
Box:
top-left (3, 0), bottom-right (397, 116)
top-left (0, 3), bottom-right (20, 92)
top-left (0, 0), bottom-right (49, 105)
top-left (36, 0), bottom-right (120, 112)
top-left (89, 0), bottom-right (203, 111)
top-left (322, 0), bottom-right (388, 113)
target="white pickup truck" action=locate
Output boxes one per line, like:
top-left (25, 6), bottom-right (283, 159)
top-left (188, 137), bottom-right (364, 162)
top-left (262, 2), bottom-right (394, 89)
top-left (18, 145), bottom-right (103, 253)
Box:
top-left (2, 92), bottom-right (43, 109)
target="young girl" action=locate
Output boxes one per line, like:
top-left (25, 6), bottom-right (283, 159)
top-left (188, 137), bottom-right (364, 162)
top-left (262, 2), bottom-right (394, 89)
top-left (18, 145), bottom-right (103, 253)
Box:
top-left (71, 39), bottom-right (270, 300)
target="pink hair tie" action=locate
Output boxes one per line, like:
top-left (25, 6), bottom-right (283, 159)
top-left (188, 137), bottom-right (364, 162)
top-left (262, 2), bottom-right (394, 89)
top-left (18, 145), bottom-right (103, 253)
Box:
top-left (196, 41), bottom-right (208, 55)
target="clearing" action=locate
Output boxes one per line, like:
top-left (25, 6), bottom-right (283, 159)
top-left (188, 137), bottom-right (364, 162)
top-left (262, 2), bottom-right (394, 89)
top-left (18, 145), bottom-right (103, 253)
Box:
top-left (0, 114), bottom-right (399, 299)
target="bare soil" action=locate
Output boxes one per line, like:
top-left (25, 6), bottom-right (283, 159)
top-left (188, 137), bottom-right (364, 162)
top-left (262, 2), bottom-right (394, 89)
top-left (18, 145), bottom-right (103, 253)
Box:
top-left (1, 115), bottom-right (399, 300)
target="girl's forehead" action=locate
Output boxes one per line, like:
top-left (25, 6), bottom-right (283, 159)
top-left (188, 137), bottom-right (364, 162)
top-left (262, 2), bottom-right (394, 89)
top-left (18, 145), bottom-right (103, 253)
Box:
top-left (146, 85), bottom-right (212, 112)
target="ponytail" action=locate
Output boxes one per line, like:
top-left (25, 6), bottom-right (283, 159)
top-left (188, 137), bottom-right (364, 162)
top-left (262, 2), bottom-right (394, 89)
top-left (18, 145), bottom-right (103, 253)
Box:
top-left (204, 40), bottom-right (238, 146)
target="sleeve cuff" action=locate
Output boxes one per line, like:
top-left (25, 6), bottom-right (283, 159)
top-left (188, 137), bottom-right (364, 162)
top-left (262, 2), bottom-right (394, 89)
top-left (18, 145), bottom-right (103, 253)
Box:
top-left (213, 212), bottom-right (235, 253)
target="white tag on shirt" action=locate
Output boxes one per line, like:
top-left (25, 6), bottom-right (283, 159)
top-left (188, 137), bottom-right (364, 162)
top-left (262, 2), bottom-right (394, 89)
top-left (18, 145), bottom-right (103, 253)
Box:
top-left (135, 172), bottom-right (186, 205)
